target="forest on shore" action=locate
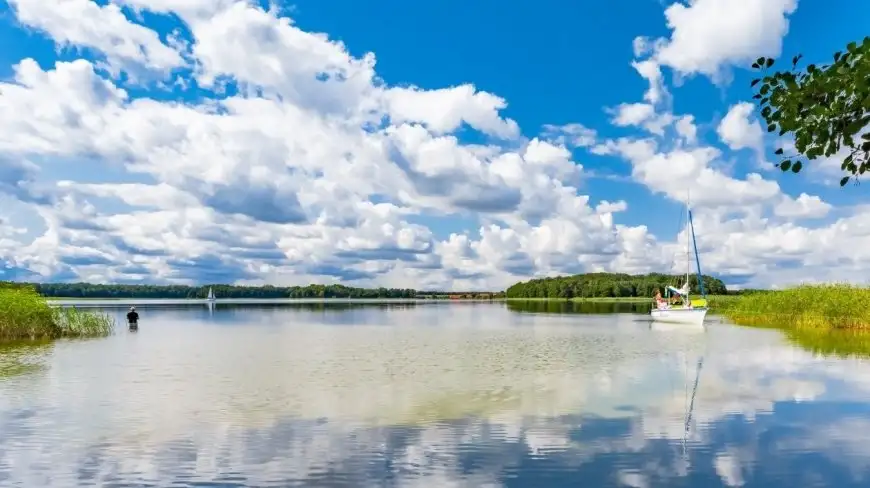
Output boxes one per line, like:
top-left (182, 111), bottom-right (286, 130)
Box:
top-left (20, 282), bottom-right (502, 299)
top-left (28, 283), bottom-right (416, 299)
top-left (7, 272), bottom-right (744, 300)
top-left (504, 273), bottom-right (730, 299)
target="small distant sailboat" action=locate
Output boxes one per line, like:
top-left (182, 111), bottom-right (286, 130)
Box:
top-left (651, 193), bottom-right (709, 326)
top-left (207, 287), bottom-right (216, 302)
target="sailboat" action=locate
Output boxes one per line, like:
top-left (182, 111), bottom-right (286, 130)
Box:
top-left (651, 194), bottom-right (709, 326)
top-left (206, 287), bottom-right (216, 302)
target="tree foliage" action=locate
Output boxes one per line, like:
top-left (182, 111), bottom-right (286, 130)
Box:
top-left (19, 282), bottom-right (419, 299)
top-left (8, 282), bottom-right (503, 300)
top-left (505, 273), bottom-right (728, 299)
top-left (750, 36), bottom-right (870, 185)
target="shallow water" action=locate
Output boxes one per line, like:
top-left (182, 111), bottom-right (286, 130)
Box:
top-left (2, 301), bottom-right (870, 487)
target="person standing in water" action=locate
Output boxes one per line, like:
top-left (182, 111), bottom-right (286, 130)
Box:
top-left (126, 306), bottom-right (139, 328)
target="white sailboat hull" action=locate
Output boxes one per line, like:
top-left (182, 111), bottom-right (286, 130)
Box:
top-left (650, 307), bottom-right (708, 326)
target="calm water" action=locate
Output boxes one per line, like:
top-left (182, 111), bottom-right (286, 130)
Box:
top-left (2, 301), bottom-right (870, 487)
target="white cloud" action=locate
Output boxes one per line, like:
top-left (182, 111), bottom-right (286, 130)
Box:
top-left (717, 102), bottom-right (764, 153)
top-left (632, 59), bottom-right (669, 106)
top-left (7, 0), bottom-right (184, 76)
top-left (609, 103), bottom-right (674, 137)
top-left (774, 193), bottom-right (832, 219)
top-left (651, 0), bottom-right (799, 81)
top-left (540, 123), bottom-right (597, 148)
top-left (385, 85), bottom-right (520, 139)
top-left (675, 115), bottom-right (698, 145)
top-left (0, 0), bottom-right (864, 291)
top-left (0, 1), bottom-right (666, 289)
top-left (612, 103), bottom-right (656, 127)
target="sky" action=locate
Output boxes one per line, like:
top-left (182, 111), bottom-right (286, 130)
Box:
top-left (0, 0), bottom-right (868, 291)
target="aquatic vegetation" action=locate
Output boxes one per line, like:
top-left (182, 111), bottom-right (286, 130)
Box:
top-left (722, 284), bottom-right (870, 330)
top-left (705, 295), bottom-right (739, 307)
top-left (0, 341), bottom-right (52, 378)
top-left (0, 285), bottom-right (115, 341)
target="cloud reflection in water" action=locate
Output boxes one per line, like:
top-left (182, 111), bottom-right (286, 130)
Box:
top-left (1, 303), bottom-right (870, 487)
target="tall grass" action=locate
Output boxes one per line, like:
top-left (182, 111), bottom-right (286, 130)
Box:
top-left (705, 295), bottom-right (739, 308)
top-left (0, 285), bottom-right (115, 341)
top-left (722, 284), bottom-right (870, 330)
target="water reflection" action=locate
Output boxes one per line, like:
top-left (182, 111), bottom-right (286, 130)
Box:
top-left (506, 299), bottom-right (652, 315)
top-left (779, 327), bottom-right (870, 359)
top-left (0, 341), bottom-right (51, 378)
top-left (2, 303), bottom-right (870, 486)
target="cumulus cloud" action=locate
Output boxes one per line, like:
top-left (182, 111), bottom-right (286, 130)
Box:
top-left (7, 0), bottom-right (184, 76)
top-left (717, 103), bottom-right (764, 153)
top-left (0, 0), bottom-right (862, 290)
top-left (650, 0), bottom-right (799, 81)
top-left (774, 193), bottom-right (832, 220)
top-left (0, 0), bottom-right (673, 289)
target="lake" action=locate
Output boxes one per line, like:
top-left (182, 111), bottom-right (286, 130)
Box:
top-left (2, 300), bottom-right (870, 487)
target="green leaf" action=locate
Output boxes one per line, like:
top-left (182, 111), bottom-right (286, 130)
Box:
top-left (775, 148), bottom-right (784, 155)
top-left (834, 51), bottom-right (842, 62)
top-left (841, 176), bottom-right (851, 187)
top-left (751, 63), bottom-right (760, 69)
top-left (756, 57), bottom-right (765, 67)
top-left (791, 161), bottom-right (803, 173)
top-left (766, 58), bottom-right (774, 68)
top-left (862, 133), bottom-right (870, 140)
top-left (848, 41), bottom-right (858, 53)
top-left (767, 124), bottom-right (776, 133)
top-left (808, 64), bottom-right (817, 73)
top-left (751, 78), bottom-right (761, 87)
top-left (780, 160), bottom-right (792, 172)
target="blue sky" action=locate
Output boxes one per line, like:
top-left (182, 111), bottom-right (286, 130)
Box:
top-left (0, 0), bottom-right (868, 290)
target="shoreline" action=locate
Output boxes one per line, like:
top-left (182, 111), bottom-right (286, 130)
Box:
top-left (44, 295), bottom-right (738, 304)
top-left (504, 295), bottom-right (737, 303)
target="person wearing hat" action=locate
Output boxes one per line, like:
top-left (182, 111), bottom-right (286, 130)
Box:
top-left (126, 306), bottom-right (139, 328)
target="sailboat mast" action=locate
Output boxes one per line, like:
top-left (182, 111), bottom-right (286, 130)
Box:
top-left (689, 209), bottom-right (707, 298)
top-left (686, 192), bottom-right (691, 291)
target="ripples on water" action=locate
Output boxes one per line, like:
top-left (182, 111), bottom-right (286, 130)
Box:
top-left (2, 301), bottom-right (870, 487)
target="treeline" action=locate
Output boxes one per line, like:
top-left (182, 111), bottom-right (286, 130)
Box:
top-left (26, 283), bottom-right (419, 299)
top-left (505, 273), bottom-right (729, 299)
top-left (11, 282), bottom-right (506, 299)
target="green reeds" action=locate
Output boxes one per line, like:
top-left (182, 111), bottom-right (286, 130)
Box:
top-left (0, 285), bottom-right (115, 341)
top-left (722, 284), bottom-right (870, 330)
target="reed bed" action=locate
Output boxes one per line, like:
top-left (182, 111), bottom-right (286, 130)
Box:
top-left (0, 285), bottom-right (115, 341)
top-left (722, 284), bottom-right (870, 330)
